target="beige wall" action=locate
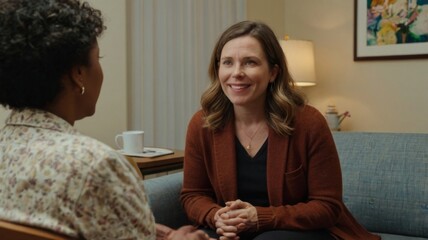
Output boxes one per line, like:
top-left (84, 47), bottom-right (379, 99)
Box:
top-left (247, 0), bottom-right (285, 40)
top-left (75, 0), bottom-right (128, 147)
top-left (2, 0), bottom-right (427, 146)
top-left (249, 0), bottom-right (428, 133)
top-left (0, 0), bottom-right (127, 147)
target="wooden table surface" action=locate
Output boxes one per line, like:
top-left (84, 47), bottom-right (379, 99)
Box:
top-left (126, 149), bottom-right (184, 176)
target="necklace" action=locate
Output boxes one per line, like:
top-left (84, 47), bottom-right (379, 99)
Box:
top-left (244, 123), bottom-right (264, 150)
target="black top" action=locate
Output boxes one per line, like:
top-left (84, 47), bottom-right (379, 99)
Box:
top-left (236, 137), bottom-right (269, 207)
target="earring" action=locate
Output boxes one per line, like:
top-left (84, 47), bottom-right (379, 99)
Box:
top-left (270, 83), bottom-right (274, 92)
top-left (81, 86), bottom-right (85, 95)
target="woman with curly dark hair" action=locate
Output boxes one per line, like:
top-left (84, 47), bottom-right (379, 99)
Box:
top-left (0, 1), bottom-right (212, 239)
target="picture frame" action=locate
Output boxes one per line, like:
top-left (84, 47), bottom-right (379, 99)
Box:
top-left (354, 0), bottom-right (428, 61)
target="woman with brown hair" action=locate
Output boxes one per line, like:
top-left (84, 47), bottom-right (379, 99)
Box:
top-left (181, 20), bottom-right (380, 240)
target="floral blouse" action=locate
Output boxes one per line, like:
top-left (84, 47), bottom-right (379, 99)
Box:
top-left (0, 109), bottom-right (156, 240)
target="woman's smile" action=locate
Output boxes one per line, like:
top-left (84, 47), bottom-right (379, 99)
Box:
top-left (229, 83), bottom-right (251, 91)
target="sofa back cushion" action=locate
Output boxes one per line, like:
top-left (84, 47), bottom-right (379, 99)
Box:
top-left (332, 132), bottom-right (428, 238)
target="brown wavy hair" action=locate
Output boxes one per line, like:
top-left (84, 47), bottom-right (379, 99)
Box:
top-left (201, 21), bottom-right (306, 136)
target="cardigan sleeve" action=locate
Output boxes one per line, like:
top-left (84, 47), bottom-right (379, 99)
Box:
top-left (180, 111), bottom-right (221, 229)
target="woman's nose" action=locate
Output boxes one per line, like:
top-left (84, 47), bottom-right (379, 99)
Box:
top-left (232, 66), bottom-right (244, 78)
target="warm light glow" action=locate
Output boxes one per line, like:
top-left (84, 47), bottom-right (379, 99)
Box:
top-left (279, 39), bottom-right (317, 87)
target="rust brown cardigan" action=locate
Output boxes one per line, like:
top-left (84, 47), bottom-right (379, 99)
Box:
top-left (180, 105), bottom-right (380, 240)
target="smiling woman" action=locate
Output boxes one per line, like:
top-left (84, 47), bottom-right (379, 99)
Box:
top-left (181, 20), bottom-right (380, 240)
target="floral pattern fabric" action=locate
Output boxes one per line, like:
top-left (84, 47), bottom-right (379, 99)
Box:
top-left (0, 109), bottom-right (156, 240)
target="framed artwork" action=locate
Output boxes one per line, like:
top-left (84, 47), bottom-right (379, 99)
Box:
top-left (354, 0), bottom-right (428, 60)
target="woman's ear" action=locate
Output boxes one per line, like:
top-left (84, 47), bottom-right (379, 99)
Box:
top-left (270, 64), bottom-right (279, 83)
top-left (69, 65), bottom-right (85, 94)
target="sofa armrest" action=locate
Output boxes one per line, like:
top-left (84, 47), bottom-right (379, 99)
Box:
top-left (143, 172), bottom-right (190, 228)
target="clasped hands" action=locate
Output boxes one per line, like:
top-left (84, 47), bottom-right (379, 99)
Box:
top-left (214, 199), bottom-right (258, 240)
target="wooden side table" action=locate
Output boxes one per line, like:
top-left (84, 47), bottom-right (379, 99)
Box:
top-left (125, 149), bottom-right (184, 177)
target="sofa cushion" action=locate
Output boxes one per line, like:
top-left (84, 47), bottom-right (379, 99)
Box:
top-left (143, 172), bottom-right (189, 228)
top-left (333, 132), bottom-right (428, 238)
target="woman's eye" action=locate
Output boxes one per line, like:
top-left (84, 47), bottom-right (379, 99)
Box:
top-left (222, 60), bottom-right (232, 66)
top-left (245, 60), bottom-right (256, 66)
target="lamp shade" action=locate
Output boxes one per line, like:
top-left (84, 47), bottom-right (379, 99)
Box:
top-left (279, 39), bottom-right (316, 87)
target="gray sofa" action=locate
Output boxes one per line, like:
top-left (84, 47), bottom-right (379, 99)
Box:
top-left (143, 132), bottom-right (428, 239)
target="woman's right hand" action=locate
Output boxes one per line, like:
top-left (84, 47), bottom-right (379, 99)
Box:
top-left (214, 205), bottom-right (242, 240)
top-left (214, 200), bottom-right (258, 240)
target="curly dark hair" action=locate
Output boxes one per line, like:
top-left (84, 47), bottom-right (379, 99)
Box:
top-left (0, 0), bottom-right (105, 109)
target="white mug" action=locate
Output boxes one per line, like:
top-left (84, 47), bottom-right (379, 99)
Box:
top-left (115, 130), bottom-right (144, 154)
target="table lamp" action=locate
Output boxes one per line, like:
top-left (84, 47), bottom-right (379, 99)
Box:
top-left (279, 37), bottom-right (317, 87)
